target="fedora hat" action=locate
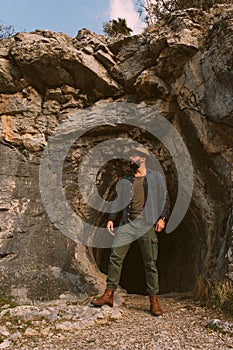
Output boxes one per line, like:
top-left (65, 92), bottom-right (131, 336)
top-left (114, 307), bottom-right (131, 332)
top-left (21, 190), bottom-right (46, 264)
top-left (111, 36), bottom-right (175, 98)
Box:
top-left (132, 146), bottom-right (150, 157)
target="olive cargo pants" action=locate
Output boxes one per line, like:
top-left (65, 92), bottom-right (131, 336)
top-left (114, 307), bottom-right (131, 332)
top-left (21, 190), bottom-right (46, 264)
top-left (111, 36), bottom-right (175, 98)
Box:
top-left (106, 218), bottom-right (159, 295)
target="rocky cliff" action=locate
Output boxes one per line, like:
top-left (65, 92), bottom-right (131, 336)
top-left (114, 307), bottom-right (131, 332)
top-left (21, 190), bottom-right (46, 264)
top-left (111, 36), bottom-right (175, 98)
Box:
top-left (0, 5), bottom-right (232, 303)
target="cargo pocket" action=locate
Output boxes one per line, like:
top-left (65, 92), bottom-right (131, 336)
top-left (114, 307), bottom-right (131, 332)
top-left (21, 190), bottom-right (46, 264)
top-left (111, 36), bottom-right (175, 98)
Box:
top-left (151, 236), bottom-right (158, 261)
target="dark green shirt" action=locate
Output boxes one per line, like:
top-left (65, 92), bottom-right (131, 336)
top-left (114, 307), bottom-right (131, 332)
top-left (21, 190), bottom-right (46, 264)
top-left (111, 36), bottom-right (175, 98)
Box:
top-left (129, 176), bottom-right (145, 219)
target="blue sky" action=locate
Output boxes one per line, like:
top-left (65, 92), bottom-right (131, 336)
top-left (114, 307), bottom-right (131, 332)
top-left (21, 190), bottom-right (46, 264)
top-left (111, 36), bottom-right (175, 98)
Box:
top-left (0, 0), bottom-right (144, 37)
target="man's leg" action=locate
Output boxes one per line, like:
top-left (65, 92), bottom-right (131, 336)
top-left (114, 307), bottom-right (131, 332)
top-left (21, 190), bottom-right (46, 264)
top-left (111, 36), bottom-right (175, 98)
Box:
top-left (138, 226), bottom-right (159, 295)
top-left (106, 242), bottom-right (131, 291)
top-left (91, 224), bottom-right (132, 307)
top-left (138, 227), bottom-right (163, 315)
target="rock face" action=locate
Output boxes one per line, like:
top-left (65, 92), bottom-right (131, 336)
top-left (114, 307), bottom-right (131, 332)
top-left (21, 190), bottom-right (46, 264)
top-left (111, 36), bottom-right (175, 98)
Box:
top-left (0, 5), bottom-right (232, 303)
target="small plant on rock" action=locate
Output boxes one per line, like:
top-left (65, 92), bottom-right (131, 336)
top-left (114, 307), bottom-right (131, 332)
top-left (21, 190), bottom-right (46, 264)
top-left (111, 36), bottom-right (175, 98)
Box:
top-left (0, 21), bottom-right (15, 40)
top-left (103, 18), bottom-right (133, 37)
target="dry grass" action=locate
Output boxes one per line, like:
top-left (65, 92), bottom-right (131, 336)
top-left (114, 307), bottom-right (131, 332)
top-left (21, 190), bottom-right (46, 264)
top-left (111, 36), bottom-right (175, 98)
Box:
top-left (194, 276), bottom-right (233, 316)
top-left (0, 295), bottom-right (17, 308)
top-left (210, 280), bottom-right (233, 314)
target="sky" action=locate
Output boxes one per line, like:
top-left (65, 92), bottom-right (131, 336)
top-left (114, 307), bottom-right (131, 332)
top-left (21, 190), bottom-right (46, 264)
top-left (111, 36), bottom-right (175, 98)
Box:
top-left (0, 0), bottom-right (145, 37)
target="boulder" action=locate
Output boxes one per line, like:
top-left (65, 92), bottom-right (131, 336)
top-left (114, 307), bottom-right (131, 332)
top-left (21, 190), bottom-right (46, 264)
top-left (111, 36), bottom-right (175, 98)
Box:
top-left (135, 67), bottom-right (170, 99)
top-left (10, 31), bottom-right (122, 99)
top-left (176, 9), bottom-right (233, 125)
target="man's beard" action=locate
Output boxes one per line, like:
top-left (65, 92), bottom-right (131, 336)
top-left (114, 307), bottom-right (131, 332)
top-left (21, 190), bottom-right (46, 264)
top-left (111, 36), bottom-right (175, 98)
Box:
top-left (129, 161), bottom-right (140, 174)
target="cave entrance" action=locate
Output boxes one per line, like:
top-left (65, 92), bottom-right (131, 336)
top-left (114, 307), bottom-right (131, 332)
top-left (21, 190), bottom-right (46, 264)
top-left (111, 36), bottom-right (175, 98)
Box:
top-left (93, 240), bottom-right (147, 295)
top-left (93, 219), bottom-right (200, 295)
top-left (86, 125), bottom-right (201, 294)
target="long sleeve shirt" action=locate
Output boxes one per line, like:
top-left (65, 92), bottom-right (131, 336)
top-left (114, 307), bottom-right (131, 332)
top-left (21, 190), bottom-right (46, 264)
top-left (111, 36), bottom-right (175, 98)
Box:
top-left (108, 169), bottom-right (170, 226)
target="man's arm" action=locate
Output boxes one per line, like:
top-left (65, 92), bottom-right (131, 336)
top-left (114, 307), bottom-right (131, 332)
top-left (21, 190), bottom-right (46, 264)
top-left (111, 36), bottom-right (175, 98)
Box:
top-left (159, 190), bottom-right (170, 220)
top-left (106, 176), bottom-right (132, 232)
top-left (155, 190), bottom-right (170, 232)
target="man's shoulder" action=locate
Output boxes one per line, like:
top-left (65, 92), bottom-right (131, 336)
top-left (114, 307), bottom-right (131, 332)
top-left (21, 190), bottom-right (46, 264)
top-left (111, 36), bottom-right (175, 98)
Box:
top-left (147, 170), bottom-right (166, 186)
top-left (147, 169), bottom-right (163, 178)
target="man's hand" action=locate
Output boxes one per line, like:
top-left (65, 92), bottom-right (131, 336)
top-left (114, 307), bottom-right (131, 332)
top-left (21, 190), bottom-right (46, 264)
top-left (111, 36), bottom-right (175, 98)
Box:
top-left (155, 219), bottom-right (165, 232)
top-left (106, 220), bottom-right (115, 236)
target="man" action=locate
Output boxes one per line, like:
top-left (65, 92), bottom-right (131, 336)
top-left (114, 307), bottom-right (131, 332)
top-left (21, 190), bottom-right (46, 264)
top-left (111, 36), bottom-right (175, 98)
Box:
top-left (91, 147), bottom-right (170, 316)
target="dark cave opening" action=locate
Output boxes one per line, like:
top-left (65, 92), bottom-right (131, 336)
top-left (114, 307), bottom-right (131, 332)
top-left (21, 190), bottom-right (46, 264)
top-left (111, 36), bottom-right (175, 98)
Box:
top-left (93, 216), bottom-right (200, 294)
top-left (69, 123), bottom-right (211, 294)
top-left (87, 125), bottom-right (202, 294)
top-left (64, 114), bottom-right (231, 296)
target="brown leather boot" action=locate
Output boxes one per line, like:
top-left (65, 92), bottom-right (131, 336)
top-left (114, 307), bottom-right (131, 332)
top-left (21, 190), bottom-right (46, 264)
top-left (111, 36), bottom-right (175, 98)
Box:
top-left (91, 289), bottom-right (114, 307)
top-left (149, 295), bottom-right (163, 316)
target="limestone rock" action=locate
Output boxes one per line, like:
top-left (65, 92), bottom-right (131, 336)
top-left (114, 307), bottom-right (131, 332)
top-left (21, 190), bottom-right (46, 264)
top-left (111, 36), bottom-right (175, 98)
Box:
top-left (0, 326), bottom-right (10, 337)
top-left (74, 28), bottom-right (107, 51)
top-left (0, 59), bottom-right (23, 94)
top-left (8, 332), bottom-right (22, 341)
top-left (176, 10), bottom-right (233, 125)
top-left (147, 8), bottom-right (212, 82)
top-left (0, 340), bottom-right (11, 349)
top-left (0, 87), bottom-right (42, 116)
top-left (10, 31), bottom-right (122, 99)
top-left (0, 143), bottom-right (98, 302)
top-left (75, 29), bottom-right (116, 70)
top-left (207, 319), bottom-right (233, 335)
top-left (135, 67), bottom-right (170, 99)
top-left (24, 327), bottom-right (39, 337)
top-left (109, 35), bottom-right (155, 91)
top-left (95, 49), bottom-right (116, 69)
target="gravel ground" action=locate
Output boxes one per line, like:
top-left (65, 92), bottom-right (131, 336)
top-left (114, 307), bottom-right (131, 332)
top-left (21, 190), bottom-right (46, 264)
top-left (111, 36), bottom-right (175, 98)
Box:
top-left (2, 293), bottom-right (233, 350)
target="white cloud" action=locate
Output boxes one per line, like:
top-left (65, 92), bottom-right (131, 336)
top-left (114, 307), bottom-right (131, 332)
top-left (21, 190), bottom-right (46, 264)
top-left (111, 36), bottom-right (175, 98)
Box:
top-left (109, 0), bottom-right (145, 34)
